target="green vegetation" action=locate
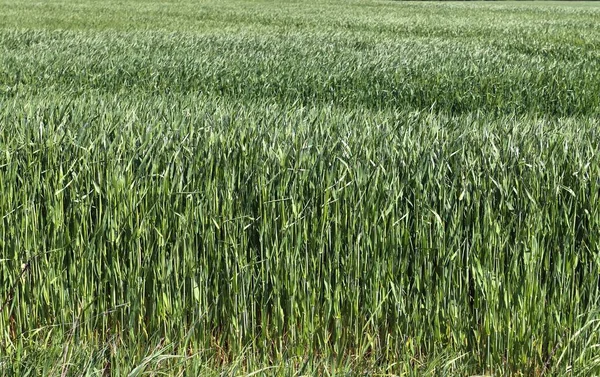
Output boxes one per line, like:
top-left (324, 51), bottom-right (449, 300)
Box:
top-left (1, 0), bottom-right (600, 375)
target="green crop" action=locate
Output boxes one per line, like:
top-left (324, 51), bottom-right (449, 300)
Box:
top-left (1, 0), bottom-right (599, 375)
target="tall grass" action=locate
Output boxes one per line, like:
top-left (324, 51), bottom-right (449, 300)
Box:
top-left (1, 0), bottom-right (600, 375)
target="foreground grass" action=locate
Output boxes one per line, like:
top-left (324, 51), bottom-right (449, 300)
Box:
top-left (1, 0), bottom-right (600, 375)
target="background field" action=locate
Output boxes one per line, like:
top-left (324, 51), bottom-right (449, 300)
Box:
top-left (1, 0), bottom-right (600, 376)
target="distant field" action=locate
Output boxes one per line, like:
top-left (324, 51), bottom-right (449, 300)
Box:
top-left (1, 1), bottom-right (600, 376)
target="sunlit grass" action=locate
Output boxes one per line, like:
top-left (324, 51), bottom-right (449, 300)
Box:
top-left (1, 0), bottom-right (600, 375)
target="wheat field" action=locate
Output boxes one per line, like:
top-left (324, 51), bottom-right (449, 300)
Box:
top-left (1, 0), bottom-right (600, 375)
